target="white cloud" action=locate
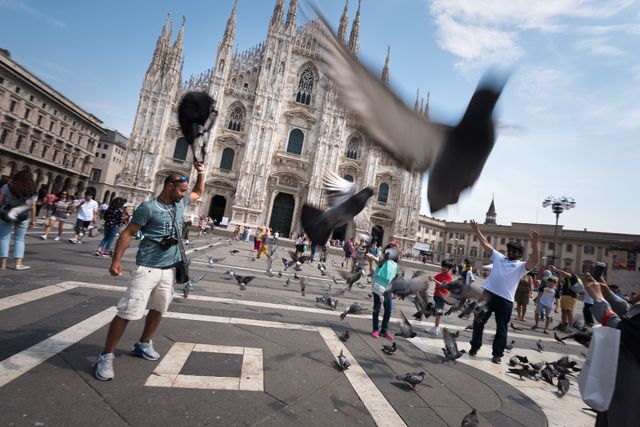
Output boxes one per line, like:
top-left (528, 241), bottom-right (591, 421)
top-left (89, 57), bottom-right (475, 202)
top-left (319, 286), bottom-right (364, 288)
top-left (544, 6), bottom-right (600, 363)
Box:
top-left (429, 0), bottom-right (637, 69)
top-left (0, 0), bottom-right (65, 29)
top-left (573, 37), bottom-right (627, 56)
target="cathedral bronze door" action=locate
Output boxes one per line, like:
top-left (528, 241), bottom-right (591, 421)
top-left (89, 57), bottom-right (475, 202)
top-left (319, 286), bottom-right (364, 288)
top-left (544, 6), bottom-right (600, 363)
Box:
top-left (269, 193), bottom-right (294, 238)
top-left (208, 195), bottom-right (226, 225)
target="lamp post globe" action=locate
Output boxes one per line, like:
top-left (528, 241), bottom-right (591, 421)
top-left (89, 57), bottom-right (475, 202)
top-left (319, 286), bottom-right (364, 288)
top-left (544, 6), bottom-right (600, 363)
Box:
top-left (542, 196), bottom-right (576, 266)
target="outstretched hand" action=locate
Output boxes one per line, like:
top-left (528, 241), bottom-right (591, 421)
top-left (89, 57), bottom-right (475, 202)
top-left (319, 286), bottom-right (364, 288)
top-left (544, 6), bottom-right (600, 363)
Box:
top-left (584, 273), bottom-right (605, 300)
top-left (194, 161), bottom-right (205, 173)
top-left (529, 231), bottom-right (539, 242)
top-left (469, 219), bottom-right (480, 234)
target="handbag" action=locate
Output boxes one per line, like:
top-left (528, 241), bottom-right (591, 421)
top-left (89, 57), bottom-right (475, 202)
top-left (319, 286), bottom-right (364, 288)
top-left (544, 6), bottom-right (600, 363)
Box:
top-left (578, 325), bottom-right (620, 412)
top-left (168, 207), bottom-right (190, 284)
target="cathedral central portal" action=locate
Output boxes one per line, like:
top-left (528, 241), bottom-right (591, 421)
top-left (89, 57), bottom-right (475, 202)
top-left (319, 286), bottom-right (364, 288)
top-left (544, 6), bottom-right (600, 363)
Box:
top-left (269, 193), bottom-right (295, 238)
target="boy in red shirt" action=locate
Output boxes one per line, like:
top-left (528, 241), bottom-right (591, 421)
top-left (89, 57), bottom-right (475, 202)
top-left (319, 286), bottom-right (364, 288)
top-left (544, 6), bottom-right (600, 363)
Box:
top-left (426, 260), bottom-right (454, 335)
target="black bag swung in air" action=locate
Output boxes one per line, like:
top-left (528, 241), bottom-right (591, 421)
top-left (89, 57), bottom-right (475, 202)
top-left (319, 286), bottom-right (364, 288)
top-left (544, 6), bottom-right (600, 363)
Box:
top-left (177, 92), bottom-right (217, 164)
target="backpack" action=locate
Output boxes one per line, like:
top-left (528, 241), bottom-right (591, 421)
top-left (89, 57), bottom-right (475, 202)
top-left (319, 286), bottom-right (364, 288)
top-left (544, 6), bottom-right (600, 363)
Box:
top-left (0, 195), bottom-right (31, 223)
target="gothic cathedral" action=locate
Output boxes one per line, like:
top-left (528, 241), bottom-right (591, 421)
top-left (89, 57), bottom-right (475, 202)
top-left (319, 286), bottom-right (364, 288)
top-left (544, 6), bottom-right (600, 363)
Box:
top-left (117, 0), bottom-right (427, 250)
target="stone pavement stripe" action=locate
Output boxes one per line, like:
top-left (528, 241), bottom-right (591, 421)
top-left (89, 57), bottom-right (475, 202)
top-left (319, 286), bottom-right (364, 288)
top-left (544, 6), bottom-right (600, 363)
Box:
top-left (57, 281), bottom-right (581, 346)
top-left (317, 327), bottom-right (407, 427)
top-left (0, 307), bottom-right (117, 388)
top-left (0, 283), bottom-right (78, 311)
top-left (409, 336), bottom-right (592, 427)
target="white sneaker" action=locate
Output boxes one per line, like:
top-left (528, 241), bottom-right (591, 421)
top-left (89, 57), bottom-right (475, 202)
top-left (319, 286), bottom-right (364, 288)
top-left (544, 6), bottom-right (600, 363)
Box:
top-left (40, 235), bottom-right (48, 240)
top-left (426, 326), bottom-right (440, 335)
top-left (94, 353), bottom-right (115, 381)
top-left (54, 236), bottom-right (60, 241)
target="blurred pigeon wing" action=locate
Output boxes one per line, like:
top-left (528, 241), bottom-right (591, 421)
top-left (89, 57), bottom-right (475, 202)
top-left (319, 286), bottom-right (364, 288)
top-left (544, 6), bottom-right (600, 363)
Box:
top-left (323, 170), bottom-right (357, 208)
top-left (443, 328), bottom-right (459, 355)
top-left (313, 11), bottom-right (444, 171)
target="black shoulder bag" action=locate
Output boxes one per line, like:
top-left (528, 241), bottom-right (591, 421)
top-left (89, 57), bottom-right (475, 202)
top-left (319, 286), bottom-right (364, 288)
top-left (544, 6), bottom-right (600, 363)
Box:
top-left (168, 207), bottom-right (190, 284)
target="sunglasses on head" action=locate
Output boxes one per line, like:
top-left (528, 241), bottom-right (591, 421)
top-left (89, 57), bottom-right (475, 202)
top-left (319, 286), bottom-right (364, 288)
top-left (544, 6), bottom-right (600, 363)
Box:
top-left (171, 176), bottom-right (189, 184)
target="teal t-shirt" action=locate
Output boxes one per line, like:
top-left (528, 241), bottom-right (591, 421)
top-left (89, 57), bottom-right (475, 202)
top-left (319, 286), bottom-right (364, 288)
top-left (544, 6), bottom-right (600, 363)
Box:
top-left (372, 260), bottom-right (398, 295)
top-left (132, 197), bottom-right (188, 268)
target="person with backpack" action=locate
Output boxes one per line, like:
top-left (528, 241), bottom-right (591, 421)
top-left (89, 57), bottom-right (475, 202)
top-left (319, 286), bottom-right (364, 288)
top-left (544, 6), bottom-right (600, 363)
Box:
top-left (95, 197), bottom-right (126, 257)
top-left (0, 170), bottom-right (37, 270)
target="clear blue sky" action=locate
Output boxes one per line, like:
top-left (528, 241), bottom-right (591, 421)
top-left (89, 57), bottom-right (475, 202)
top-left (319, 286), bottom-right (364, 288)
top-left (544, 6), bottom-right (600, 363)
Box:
top-left (2, 0), bottom-right (639, 234)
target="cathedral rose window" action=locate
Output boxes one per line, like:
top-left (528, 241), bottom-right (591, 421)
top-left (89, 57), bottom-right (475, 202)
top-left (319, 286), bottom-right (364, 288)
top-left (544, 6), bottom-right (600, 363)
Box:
top-left (295, 69), bottom-right (314, 105)
top-left (227, 106), bottom-right (244, 132)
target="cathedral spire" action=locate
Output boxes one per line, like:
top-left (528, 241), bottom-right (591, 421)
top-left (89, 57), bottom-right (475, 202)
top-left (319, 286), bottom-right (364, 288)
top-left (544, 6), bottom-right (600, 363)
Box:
top-left (223, 0), bottom-right (238, 45)
top-left (419, 97), bottom-right (424, 115)
top-left (337, 0), bottom-right (349, 43)
top-left (152, 13), bottom-right (171, 66)
top-left (285, 0), bottom-right (298, 30)
top-left (173, 16), bottom-right (186, 51)
top-left (381, 45), bottom-right (390, 85)
top-left (485, 195), bottom-right (497, 225)
top-left (414, 89), bottom-right (420, 111)
top-left (270, 0), bottom-right (285, 30)
top-left (347, 0), bottom-right (361, 54)
top-left (425, 91), bottom-right (430, 118)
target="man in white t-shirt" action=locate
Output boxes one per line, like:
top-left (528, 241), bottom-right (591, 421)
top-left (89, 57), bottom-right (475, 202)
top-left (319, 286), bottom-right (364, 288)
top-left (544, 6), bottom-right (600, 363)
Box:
top-left (69, 187), bottom-right (99, 244)
top-left (468, 219), bottom-right (539, 364)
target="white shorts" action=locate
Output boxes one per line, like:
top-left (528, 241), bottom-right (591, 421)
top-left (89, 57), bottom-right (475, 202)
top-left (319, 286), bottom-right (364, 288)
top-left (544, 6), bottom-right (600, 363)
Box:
top-left (116, 265), bottom-right (175, 320)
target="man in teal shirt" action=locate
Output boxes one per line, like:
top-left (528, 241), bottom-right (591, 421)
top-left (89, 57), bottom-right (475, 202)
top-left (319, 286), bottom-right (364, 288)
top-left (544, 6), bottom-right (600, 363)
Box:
top-left (94, 162), bottom-right (205, 381)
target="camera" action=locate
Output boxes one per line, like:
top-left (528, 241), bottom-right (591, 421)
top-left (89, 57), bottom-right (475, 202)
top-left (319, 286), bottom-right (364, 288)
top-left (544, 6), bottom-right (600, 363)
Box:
top-left (593, 262), bottom-right (607, 281)
top-left (159, 235), bottom-right (179, 250)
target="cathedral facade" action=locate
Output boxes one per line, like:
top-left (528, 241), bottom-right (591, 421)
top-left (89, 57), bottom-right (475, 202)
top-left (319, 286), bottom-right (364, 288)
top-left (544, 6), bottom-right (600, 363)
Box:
top-left (117, 0), bottom-right (426, 250)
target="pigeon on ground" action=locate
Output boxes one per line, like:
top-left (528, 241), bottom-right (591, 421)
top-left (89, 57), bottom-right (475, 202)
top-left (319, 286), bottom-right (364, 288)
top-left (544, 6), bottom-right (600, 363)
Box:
top-left (316, 293), bottom-right (338, 310)
top-left (340, 302), bottom-right (368, 321)
top-left (284, 278), bottom-right (291, 287)
top-left (442, 328), bottom-right (466, 363)
top-left (461, 408), bottom-right (480, 427)
top-left (336, 349), bottom-right (350, 371)
top-left (223, 269), bottom-right (235, 279)
top-left (395, 371), bottom-right (426, 390)
top-left (536, 340), bottom-right (544, 352)
top-left (234, 275), bottom-right (254, 291)
top-left (382, 341), bottom-right (397, 355)
top-left (317, 262), bottom-right (328, 276)
top-left (450, 330), bottom-right (460, 339)
top-left (229, 249), bottom-right (240, 255)
top-left (208, 256), bottom-right (225, 267)
top-left (301, 171), bottom-right (374, 245)
top-left (294, 272), bottom-right (300, 280)
top-left (339, 330), bottom-right (350, 342)
top-left (507, 367), bottom-right (534, 380)
top-left (311, 9), bottom-right (507, 212)
top-left (299, 276), bottom-right (308, 296)
top-left (278, 271), bottom-right (283, 278)
top-left (182, 273), bottom-right (207, 298)
top-left (396, 312), bottom-right (417, 338)
top-left (557, 373), bottom-right (570, 397)
top-left (505, 340), bottom-right (515, 352)
top-left (508, 356), bottom-right (520, 367)
top-left (510, 322), bottom-right (523, 331)
top-left (515, 355), bottom-right (529, 364)
top-left (465, 323), bottom-right (474, 331)
top-left (541, 364), bottom-right (554, 385)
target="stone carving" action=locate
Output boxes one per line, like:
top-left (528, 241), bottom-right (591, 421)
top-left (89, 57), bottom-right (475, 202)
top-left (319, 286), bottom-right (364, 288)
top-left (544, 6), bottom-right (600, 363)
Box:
top-left (279, 175), bottom-right (298, 188)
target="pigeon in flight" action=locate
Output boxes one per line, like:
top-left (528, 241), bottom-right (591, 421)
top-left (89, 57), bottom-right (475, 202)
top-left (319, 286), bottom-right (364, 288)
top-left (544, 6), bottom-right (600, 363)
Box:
top-left (311, 9), bottom-right (507, 212)
top-left (234, 275), bottom-right (254, 291)
top-left (336, 349), bottom-right (351, 371)
top-left (396, 371), bottom-right (425, 390)
top-left (441, 328), bottom-right (466, 363)
top-left (557, 330), bottom-right (592, 347)
top-left (554, 332), bottom-right (567, 345)
top-left (382, 341), bottom-right (397, 355)
top-left (338, 267), bottom-right (365, 291)
top-left (208, 256), bottom-right (225, 267)
top-left (390, 274), bottom-right (431, 298)
top-left (182, 273), bottom-right (207, 298)
top-left (340, 302), bottom-right (367, 321)
top-left (301, 171), bottom-right (374, 246)
top-left (396, 311), bottom-right (417, 338)
top-left (461, 408), bottom-right (480, 427)
top-left (339, 330), bottom-right (350, 342)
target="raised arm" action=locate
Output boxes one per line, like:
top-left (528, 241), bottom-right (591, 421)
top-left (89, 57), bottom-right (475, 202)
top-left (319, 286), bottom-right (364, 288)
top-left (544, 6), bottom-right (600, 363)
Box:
top-left (525, 231), bottom-right (539, 270)
top-left (190, 161), bottom-right (206, 203)
top-left (469, 219), bottom-right (493, 253)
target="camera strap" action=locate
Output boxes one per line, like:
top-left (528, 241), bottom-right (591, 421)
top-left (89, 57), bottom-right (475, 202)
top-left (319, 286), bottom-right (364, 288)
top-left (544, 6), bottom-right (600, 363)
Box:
top-left (166, 205), bottom-right (189, 267)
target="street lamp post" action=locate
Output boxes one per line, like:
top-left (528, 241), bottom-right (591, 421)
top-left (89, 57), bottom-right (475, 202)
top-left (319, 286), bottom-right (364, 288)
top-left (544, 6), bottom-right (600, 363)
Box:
top-left (542, 196), bottom-right (576, 266)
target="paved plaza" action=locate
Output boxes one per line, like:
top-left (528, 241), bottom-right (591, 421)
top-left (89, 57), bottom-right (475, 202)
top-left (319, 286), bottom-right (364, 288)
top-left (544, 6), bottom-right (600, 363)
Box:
top-left (0, 228), bottom-right (594, 426)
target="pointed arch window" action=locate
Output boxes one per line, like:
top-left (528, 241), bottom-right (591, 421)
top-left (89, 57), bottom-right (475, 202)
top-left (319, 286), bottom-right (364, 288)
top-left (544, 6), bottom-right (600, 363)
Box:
top-left (345, 136), bottom-right (361, 160)
top-left (343, 174), bottom-right (354, 182)
top-left (377, 182), bottom-right (389, 203)
top-left (286, 129), bottom-right (304, 155)
top-left (173, 137), bottom-right (189, 161)
top-left (227, 105), bottom-right (244, 132)
top-left (220, 148), bottom-right (235, 171)
top-left (295, 68), bottom-right (314, 105)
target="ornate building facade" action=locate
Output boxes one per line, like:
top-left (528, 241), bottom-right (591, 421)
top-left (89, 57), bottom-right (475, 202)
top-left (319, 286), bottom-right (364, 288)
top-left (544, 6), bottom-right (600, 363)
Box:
top-left (117, 1), bottom-right (427, 248)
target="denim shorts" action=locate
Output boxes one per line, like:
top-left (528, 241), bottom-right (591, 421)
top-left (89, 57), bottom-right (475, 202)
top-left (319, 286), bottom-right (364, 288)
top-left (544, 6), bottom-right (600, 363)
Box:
top-left (433, 296), bottom-right (446, 310)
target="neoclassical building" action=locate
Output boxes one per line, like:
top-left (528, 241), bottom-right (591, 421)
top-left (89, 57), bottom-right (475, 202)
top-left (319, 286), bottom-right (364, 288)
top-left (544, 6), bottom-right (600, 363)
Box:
top-left (117, 0), bottom-right (427, 249)
top-left (0, 51), bottom-right (104, 196)
top-left (416, 199), bottom-right (640, 293)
